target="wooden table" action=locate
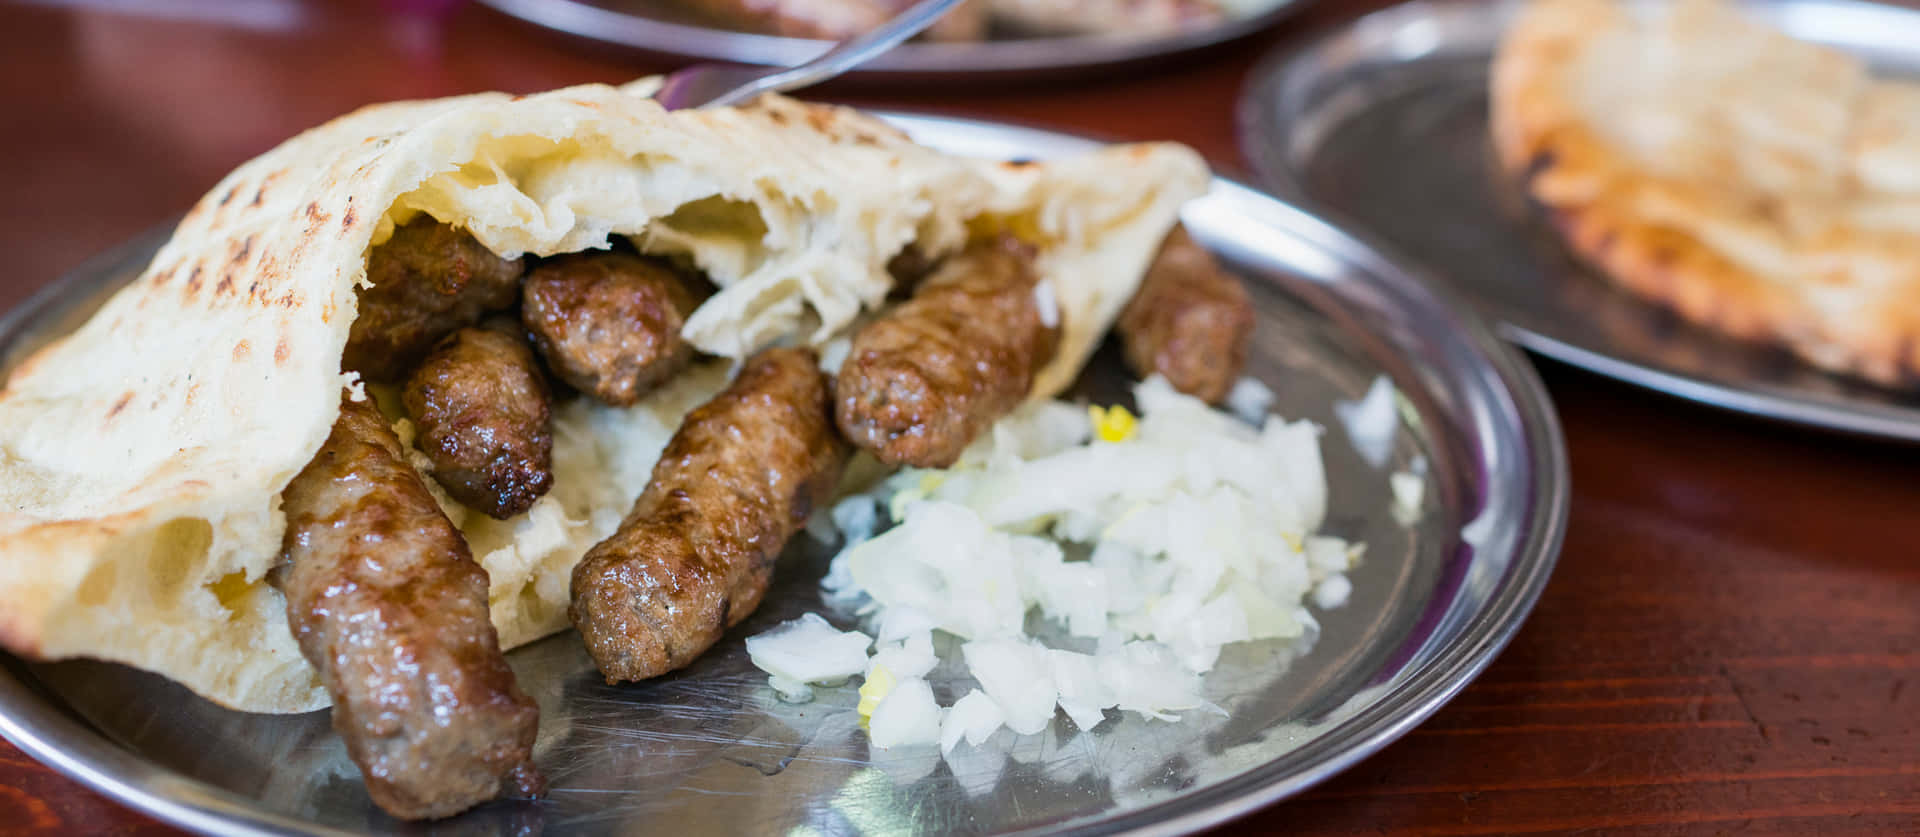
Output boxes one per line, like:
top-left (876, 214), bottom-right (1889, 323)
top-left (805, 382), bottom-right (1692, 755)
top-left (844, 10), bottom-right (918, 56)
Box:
top-left (1, 1), bottom-right (1915, 834)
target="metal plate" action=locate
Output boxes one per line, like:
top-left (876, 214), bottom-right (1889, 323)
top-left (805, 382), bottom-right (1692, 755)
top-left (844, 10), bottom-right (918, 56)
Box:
top-left (477, 0), bottom-right (1302, 79)
top-left (0, 114), bottom-right (1567, 836)
top-left (1238, 0), bottom-right (1920, 441)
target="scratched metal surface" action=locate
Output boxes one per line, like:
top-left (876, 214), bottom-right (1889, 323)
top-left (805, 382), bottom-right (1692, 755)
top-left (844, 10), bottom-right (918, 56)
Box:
top-left (0, 116), bottom-right (1567, 836)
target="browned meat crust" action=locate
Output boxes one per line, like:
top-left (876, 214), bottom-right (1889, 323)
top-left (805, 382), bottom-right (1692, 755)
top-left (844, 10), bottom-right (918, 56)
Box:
top-left (1117, 226), bottom-right (1253, 404)
top-left (343, 219), bottom-right (526, 382)
top-left (834, 235), bottom-right (1057, 468)
top-left (520, 251), bottom-right (708, 407)
top-left (884, 243), bottom-right (942, 298)
top-left (403, 322), bottom-right (554, 520)
top-left (277, 396), bottom-right (543, 820)
top-left (569, 348), bottom-right (847, 684)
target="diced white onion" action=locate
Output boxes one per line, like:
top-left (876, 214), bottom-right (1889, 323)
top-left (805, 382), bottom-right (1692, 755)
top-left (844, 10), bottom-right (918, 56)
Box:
top-left (767, 674), bottom-right (815, 703)
top-left (1226, 376), bottom-right (1276, 425)
top-left (1336, 375), bottom-right (1398, 469)
top-left (820, 336), bottom-right (852, 376)
top-left (1097, 641), bottom-right (1205, 721)
top-left (831, 495), bottom-right (880, 547)
top-left (871, 631), bottom-right (938, 680)
top-left (875, 607), bottom-right (938, 644)
top-left (868, 677), bottom-right (944, 748)
top-left (1312, 574), bottom-right (1353, 610)
top-left (1304, 535), bottom-right (1350, 575)
top-left (1390, 470), bottom-right (1425, 525)
top-left (1033, 279), bottom-right (1059, 328)
top-left (963, 640), bottom-right (1058, 735)
top-left (745, 614), bottom-right (872, 686)
top-left (779, 374), bottom-right (1362, 747)
top-left (1048, 649), bottom-right (1115, 731)
top-left (941, 689), bottom-right (1006, 753)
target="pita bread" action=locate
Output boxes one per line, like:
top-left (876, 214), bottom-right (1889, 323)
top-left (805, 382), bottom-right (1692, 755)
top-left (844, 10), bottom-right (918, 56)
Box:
top-left (0, 80), bottom-right (1206, 713)
top-left (1491, 0), bottom-right (1920, 384)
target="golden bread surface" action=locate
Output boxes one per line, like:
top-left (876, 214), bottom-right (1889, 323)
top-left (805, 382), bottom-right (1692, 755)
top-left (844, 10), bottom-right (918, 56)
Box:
top-left (1492, 0), bottom-right (1920, 383)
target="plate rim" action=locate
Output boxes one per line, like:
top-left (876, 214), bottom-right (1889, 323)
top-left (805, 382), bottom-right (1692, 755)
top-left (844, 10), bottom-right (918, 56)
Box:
top-left (474, 0), bottom-right (1305, 76)
top-left (1234, 0), bottom-right (1920, 443)
top-left (0, 112), bottom-right (1569, 837)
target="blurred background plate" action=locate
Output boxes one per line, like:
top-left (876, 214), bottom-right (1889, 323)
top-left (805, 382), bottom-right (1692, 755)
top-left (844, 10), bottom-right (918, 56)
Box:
top-left (0, 113), bottom-right (1565, 835)
top-left (1238, 0), bottom-right (1920, 441)
top-left (478, 0), bottom-right (1308, 79)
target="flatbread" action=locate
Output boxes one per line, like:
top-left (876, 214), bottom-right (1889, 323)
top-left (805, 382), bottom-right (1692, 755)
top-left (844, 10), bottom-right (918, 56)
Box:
top-left (0, 80), bottom-right (1206, 713)
top-left (1491, 0), bottom-right (1920, 384)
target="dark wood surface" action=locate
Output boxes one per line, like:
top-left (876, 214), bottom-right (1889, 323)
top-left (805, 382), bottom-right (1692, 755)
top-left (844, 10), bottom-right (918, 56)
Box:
top-left (1, 1), bottom-right (1916, 834)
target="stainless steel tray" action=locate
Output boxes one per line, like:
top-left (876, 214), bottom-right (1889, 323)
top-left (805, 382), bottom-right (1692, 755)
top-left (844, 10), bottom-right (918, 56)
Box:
top-left (0, 114), bottom-right (1567, 836)
top-left (1239, 0), bottom-right (1920, 441)
top-left (478, 0), bottom-right (1303, 78)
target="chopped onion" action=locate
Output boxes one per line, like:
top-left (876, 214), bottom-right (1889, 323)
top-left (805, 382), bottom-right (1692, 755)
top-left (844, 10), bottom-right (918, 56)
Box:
top-left (1336, 375), bottom-right (1398, 469)
top-left (875, 607), bottom-right (938, 644)
top-left (1033, 279), bottom-right (1060, 328)
top-left (1048, 649), bottom-right (1115, 731)
top-left (871, 630), bottom-right (937, 680)
top-left (801, 505), bottom-right (839, 545)
top-left (963, 639), bottom-right (1058, 735)
top-left (820, 336), bottom-right (852, 376)
top-left (1390, 470), bottom-right (1425, 525)
top-left (868, 677), bottom-right (944, 748)
top-left (767, 674), bottom-right (814, 703)
top-left (1097, 640), bottom-right (1205, 721)
top-left (831, 495), bottom-right (881, 547)
top-left (1304, 536), bottom-right (1350, 575)
top-left (941, 689), bottom-right (1006, 753)
top-left (745, 614), bottom-right (872, 687)
top-left (1226, 376), bottom-right (1276, 425)
top-left (777, 375), bottom-right (1362, 748)
top-left (1312, 574), bottom-right (1353, 610)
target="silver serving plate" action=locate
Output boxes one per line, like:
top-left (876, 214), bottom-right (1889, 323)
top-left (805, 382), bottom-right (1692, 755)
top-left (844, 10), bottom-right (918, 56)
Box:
top-left (477, 0), bottom-right (1303, 78)
top-left (1239, 0), bottom-right (1920, 441)
top-left (0, 114), bottom-right (1567, 835)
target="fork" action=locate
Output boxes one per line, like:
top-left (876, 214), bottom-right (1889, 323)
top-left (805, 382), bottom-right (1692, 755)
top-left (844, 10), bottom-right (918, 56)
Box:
top-left (653, 0), bottom-right (968, 110)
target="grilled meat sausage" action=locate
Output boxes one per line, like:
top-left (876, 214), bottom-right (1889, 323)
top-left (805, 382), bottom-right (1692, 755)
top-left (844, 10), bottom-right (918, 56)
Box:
top-left (277, 396), bottom-right (543, 820)
top-left (403, 321), bottom-right (554, 519)
top-left (884, 243), bottom-right (941, 296)
top-left (343, 219), bottom-right (526, 382)
top-left (1116, 225), bottom-right (1254, 405)
top-left (834, 235), bottom-right (1058, 468)
top-left (520, 251), bottom-right (709, 407)
top-left (570, 348), bottom-right (847, 684)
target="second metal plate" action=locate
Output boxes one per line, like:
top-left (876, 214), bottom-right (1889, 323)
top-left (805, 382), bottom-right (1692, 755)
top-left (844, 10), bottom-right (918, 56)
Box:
top-left (1239, 0), bottom-right (1920, 441)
